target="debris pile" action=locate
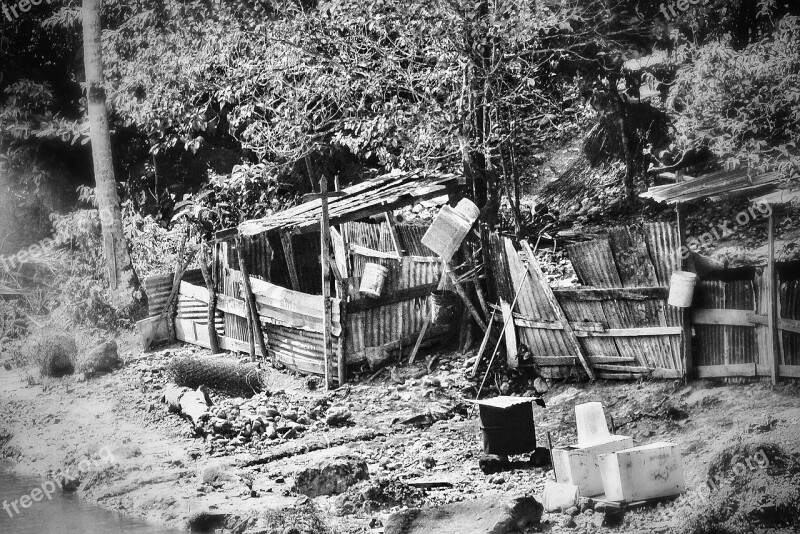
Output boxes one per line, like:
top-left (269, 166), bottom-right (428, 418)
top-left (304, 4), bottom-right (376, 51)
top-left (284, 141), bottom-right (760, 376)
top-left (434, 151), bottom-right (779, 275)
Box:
top-left (201, 394), bottom-right (352, 453)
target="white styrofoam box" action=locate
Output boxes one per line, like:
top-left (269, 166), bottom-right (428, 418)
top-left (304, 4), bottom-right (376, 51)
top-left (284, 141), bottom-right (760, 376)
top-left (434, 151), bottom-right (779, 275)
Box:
top-left (542, 481), bottom-right (580, 512)
top-left (598, 442), bottom-right (685, 502)
top-left (552, 435), bottom-right (634, 497)
top-left (575, 401), bottom-right (611, 446)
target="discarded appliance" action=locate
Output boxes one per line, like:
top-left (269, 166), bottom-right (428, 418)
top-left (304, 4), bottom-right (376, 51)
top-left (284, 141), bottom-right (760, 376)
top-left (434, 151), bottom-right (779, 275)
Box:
top-left (598, 442), bottom-right (685, 502)
top-left (422, 198), bottom-right (479, 262)
top-left (551, 402), bottom-right (632, 497)
top-left (668, 270), bottom-right (698, 307)
top-left (465, 396), bottom-right (540, 456)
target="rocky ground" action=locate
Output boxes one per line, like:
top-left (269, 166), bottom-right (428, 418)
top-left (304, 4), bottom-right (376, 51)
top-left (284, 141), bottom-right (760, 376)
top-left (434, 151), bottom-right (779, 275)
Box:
top-left (1, 336), bottom-right (800, 533)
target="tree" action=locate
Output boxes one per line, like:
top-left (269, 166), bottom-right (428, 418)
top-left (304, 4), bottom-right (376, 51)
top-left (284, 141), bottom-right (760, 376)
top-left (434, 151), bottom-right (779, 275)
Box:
top-left (82, 0), bottom-right (139, 309)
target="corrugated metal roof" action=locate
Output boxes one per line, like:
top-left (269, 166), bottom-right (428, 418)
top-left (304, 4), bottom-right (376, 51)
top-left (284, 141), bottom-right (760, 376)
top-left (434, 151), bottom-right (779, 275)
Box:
top-left (229, 171), bottom-right (462, 238)
top-left (641, 168), bottom-right (784, 204)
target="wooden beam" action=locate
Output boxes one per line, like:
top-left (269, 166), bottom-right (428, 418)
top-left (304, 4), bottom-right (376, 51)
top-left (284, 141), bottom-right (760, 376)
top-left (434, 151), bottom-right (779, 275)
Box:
top-left (408, 268), bottom-right (448, 364)
top-left (280, 231), bottom-right (301, 291)
top-left (587, 355), bottom-right (636, 364)
top-left (692, 308), bottom-right (757, 327)
top-left (779, 318), bottom-right (800, 334)
top-left (574, 327), bottom-right (682, 337)
top-left (676, 203), bottom-right (693, 379)
top-left (779, 365), bottom-right (800, 378)
top-left (592, 364), bottom-right (653, 373)
top-left (521, 240), bottom-right (595, 380)
top-left (531, 356), bottom-right (577, 366)
top-left (320, 176), bottom-right (338, 388)
top-left (696, 364), bottom-right (757, 378)
top-left (445, 265), bottom-right (487, 332)
top-left (552, 287), bottom-right (669, 301)
top-left (236, 237), bottom-right (270, 364)
top-left (501, 299), bottom-right (518, 368)
top-left (767, 207), bottom-right (778, 385)
top-left (349, 244), bottom-right (402, 261)
top-left (346, 283), bottom-right (438, 313)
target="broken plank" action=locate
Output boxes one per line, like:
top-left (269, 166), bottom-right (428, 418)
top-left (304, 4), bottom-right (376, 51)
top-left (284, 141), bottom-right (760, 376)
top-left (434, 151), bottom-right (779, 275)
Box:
top-left (531, 356), bottom-right (577, 366)
top-left (696, 363), bottom-right (757, 378)
top-left (778, 318), bottom-right (800, 334)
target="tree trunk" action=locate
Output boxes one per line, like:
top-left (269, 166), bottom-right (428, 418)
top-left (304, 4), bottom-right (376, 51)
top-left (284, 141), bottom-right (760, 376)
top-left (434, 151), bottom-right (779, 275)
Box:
top-left (82, 0), bottom-right (139, 310)
top-left (198, 242), bottom-right (221, 354)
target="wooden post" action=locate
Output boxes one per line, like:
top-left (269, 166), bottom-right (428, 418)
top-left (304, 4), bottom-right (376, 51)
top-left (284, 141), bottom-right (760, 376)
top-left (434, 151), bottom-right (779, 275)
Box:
top-left (676, 202), bottom-right (693, 380)
top-left (384, 211), bottom-right (404, 256)
top-left (445, 265), bottom-right (487, 332)
top-left (408, 267), bottom-right (448, 364)
top-left (320, 176), bottom-right (337, 389)
top-left (767, 206), bottom-right (778, 385)
top-left (236, 236), bottom-right (270, 363)
top-left (198, 242), bottom-right (221, 354)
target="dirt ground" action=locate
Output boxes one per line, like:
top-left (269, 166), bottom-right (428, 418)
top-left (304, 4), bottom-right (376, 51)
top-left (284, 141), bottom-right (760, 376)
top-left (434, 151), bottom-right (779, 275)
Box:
top-left (1, 335), bottom-right (800, 533)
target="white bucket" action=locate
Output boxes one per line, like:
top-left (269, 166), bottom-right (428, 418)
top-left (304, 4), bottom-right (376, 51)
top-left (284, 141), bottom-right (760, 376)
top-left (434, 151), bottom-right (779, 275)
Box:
top-left (421, 198), bottom-right (480, 262)
top-left (359, 263), bottom-right (389, 298)
top-left (668, 270), bottom-right (698, 307)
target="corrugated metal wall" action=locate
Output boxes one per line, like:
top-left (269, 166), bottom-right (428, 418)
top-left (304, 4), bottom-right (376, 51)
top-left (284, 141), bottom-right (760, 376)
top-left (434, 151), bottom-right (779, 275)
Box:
top-left (780, 271), bottom-right (800, 366)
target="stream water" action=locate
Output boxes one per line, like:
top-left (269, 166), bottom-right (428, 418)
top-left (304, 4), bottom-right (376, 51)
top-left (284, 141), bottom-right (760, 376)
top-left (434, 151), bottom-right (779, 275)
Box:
top-left (0, 463), bottom-right (183, 533)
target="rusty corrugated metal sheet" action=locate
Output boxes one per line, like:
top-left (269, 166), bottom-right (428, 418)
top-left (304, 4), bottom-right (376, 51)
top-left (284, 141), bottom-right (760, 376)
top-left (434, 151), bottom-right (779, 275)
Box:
top-left (780, 273), bottom-right (800, 366)
top-left (644, 222), bottom-right (680, 287)
top-left (565, 239), bottom-right (622, 288)
top-left (144, 273), bottom-right (174, 317)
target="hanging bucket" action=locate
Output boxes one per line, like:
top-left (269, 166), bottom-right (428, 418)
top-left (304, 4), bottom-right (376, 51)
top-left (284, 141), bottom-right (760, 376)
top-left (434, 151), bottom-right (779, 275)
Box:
top-left (430, 290), bottom-right (461, 325)
top-left (359, 263), bottom-right (389, 298)
top-left (421, 199), bottom-right (480, 262)
top-left (668, 270), bottom-right (698, 307)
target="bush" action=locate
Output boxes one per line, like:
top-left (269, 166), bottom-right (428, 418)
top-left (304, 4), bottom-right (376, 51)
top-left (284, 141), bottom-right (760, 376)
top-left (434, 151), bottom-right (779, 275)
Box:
top-left (21, 330), bottom-right (77, 378)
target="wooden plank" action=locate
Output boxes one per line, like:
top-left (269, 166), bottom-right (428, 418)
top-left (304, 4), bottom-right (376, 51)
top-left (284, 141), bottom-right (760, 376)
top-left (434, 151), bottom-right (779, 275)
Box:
top-left (692, 308), bottom-right (756, 327)
top-left (779, 365), bottom-right (800, 378)
top-left (651, 368), bottom-right (684, 379)
top-left (675, 203), bottom-right (692, 379)
top-left (501, 299), bottom-right (518, 368)
top-left (553, 287), bottom-right (669, 302)
top-left (350, 243), bottom-right (402, 260)
top-left (385, 211), bottom-right (404, 256)
top-left (587, 355), bottom-right (636, 364)
top-left (445, 265), bottom-right (487, 332)
top-left (767, 209), bottom-right (778, 385)
top-left (592, 364), bottom-right (653, 373)
top-left (570, 322), bottom-right (605, 332)
top-left (531, 356), bottom-right (577, 366)
top-left (598, 372), bottom-right (639, 380)
top-left (748, 312), bottom-right (769, 326)
top-left (779, 318), bottom-right (800, 334)
top-left (514, 318), bottom-right (563, 330)
top-left (320, 176), bottom-right (337, 388)
top-left (409, 267), bottom-right (447, 364)
top-left (280, 231), bottom-right (301, 291)
top-left (237, 237), bottom-right (270, 363)
top-left (608, 227), bottom-right (660, 287)
top-left (521, 240), bottom-right (595, 380)
top-left (575, 327), bottom-right (682, 337)
top-left (346, 283), bottom-right (437, 313)
top-left (696, 363), bottom-right (757, 378)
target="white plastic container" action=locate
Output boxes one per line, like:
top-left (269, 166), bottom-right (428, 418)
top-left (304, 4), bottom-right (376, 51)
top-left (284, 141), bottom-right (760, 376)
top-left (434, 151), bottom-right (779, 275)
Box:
top-left (359, 263), bottom-right (389, 298)
top-left (668, 270), bottom-right (698, 307)
top-left (421, 199), bottom-right (480, 262)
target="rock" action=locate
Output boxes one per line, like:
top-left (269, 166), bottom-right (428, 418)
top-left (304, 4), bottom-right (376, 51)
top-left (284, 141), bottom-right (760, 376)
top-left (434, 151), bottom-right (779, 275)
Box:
top-left (488, 474), bottom-right (505, 484)
top-left (292, 447), bottom-right (369, 498)
top-left (533, 377), bottom-right (549, 394)
top-left (42, 351), bottom-right (75, 378)
top-left (325, 408), bottom-right (352, 427)
top-left (562, 517), bottom-right (577, 528)
top-left (565, 506), bottom-right (579, 517)
top-left (385, 495), bottom-right (543, 534)
top-left (81, 341), bottom-right (120, 378)
top-left (479, 454), bottom-right (509, 475)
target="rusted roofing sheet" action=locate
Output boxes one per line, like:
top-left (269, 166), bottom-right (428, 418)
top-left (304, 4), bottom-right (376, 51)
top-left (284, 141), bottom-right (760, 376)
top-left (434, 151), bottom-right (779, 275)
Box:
top-left (231, 171), bottom-right (461, 238)
top-left (641, 168), bottom-right (783, 204)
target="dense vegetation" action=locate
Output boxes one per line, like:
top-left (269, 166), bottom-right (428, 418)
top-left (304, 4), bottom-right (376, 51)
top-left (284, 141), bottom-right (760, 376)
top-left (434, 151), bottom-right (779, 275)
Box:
top-left (1, 0), bottom-right (798, 326)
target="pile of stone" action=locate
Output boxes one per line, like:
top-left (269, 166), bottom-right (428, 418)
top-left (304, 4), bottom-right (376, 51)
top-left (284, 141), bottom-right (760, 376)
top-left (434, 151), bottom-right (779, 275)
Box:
top-left (202, 393), bottom-right (352, 453)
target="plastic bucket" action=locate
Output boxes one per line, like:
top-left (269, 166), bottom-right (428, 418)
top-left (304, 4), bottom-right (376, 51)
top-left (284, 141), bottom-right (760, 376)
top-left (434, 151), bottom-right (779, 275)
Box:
top-left (430, 290), bottom-right (461, 325)
top-left (668, 270), bottom-right (698, 307)
top-left (421, 199), bottom-right (480, 262)
top-left (359, 263), bottom-right (389, 298)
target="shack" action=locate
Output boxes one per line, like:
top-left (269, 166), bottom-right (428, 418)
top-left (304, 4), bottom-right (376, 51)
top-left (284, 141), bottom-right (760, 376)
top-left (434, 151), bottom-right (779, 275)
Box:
top-left (171, 171), bottom-right (465, 387)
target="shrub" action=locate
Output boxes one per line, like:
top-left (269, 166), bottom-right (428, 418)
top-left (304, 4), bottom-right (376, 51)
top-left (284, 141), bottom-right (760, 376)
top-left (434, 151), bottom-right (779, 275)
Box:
top-left (21, 330), bottom-right (77, 378)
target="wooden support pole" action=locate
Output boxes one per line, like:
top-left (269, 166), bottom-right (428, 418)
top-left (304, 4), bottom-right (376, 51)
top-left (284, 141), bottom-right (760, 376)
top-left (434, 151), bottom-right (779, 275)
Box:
top-left (320, 175), bottom-right (338, 389)
top-left (767, 206), bottom-right (779, 385)
top-left (445, 264), bottom-right (487, 332)
top-left (198, 241), bottom-right (221, 354)
top-left (236, 236), bottom-right (270, 364)
top-left (676, 203), bottom-right (693, 379)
